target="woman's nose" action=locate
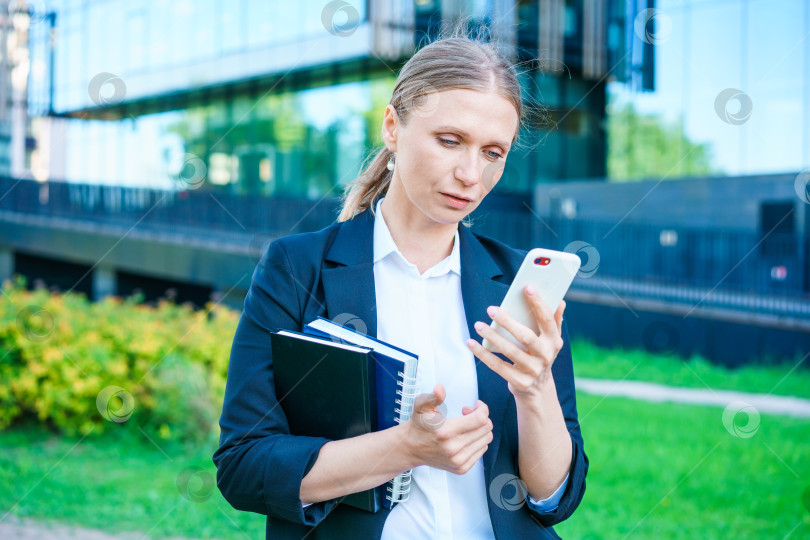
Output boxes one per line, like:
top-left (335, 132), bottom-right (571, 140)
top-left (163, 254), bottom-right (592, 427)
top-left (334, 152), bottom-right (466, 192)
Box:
top-left (454, 152), bottom-right (480, 186)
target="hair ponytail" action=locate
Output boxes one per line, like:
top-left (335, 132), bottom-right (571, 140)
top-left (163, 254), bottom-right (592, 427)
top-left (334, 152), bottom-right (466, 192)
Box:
top-left (337, 147), bottom-right (393, 222)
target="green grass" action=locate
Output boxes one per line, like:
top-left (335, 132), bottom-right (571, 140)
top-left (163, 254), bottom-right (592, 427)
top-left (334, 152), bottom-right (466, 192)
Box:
top-left (554, 393), bottom-right (810, 539)
top-left (2, 392), bottom-right (809, 539)
top-left (0, 424), bottom-right (266, 539)
top-left (571, 338), bottom-right (810, 399)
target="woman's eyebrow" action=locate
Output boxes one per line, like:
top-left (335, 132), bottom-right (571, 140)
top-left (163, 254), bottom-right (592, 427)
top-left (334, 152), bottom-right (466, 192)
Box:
top-left (434, 125), bottom-right (510, 149)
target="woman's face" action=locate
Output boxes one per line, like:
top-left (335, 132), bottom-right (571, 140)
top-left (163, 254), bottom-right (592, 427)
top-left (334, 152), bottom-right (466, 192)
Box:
top-left (382, 88), bottom-right (520, 226)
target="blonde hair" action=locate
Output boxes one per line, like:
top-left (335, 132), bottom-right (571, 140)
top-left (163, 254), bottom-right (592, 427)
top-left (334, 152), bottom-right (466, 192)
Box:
top-left (336, 22), bottom-right (525, 223)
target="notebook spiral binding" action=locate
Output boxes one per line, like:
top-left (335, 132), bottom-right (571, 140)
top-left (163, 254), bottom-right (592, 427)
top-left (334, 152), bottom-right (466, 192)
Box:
top-left (387, 370), bottom-right (421, 505)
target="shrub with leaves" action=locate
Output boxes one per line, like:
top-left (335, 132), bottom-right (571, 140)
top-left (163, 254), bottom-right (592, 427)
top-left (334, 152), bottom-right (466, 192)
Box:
top-left (0, 276), bottom-right (239, 444)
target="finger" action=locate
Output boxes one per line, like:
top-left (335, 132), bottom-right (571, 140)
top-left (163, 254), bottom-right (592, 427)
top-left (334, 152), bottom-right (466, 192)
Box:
top-left (434, 383), bottom-right (446, 405)
top-left (554, 300), bottom-right (565, 336)
top-left (473, 321), bottom-right (535, 370)
top-left (525, 285), bottom-right (557, 335)
top-left (485, 305), bottom-right (538, 350)
top-left (443, 405), bottom-right (492, 437)
top-left (448, 418), bottom-right (493, 449)
top-left (457, 438), bottom-right (492, 473)
top-left (413, 384), bottom-right (445, 415)
top-left (462, 399), bottom-right (486, 415)
top-left (467, 337), bottom-right (523, 383)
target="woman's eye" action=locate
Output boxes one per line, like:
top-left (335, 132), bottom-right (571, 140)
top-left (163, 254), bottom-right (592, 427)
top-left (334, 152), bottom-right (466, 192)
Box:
top-left (487, 150), bottom-right (504, 159)
top-left (438, 137), bottom-right (458, 146)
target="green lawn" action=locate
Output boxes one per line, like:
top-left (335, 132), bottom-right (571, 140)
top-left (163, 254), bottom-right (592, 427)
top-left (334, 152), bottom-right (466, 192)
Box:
top-left (0, 425), bottom-right (267, 539)
top-left (554, 393), bottom-right (810, 539)
top-left (2, 391), bottom-right (808, 539)
top-left (570, 338), bottom-right (810, 399)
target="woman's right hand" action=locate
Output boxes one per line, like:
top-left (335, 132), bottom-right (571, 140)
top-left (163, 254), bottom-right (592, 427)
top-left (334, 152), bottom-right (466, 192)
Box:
top-left (404, 383), bottom-right (494, 475)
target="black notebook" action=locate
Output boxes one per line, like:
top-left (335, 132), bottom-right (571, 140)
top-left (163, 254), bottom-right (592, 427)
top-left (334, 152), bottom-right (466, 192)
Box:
top-left (270, 322), bottom-right (419, 513)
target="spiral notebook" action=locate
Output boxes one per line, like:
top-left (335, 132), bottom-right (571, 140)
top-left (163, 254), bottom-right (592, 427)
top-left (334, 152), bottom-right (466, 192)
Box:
top-left (270, 316), bottom-right (419, 512)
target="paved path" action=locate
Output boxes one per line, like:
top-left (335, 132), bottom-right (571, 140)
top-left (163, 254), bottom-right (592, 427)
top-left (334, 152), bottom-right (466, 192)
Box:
top-left (575, 377), bottom-right (810, 418)
top-left (0, 514), bottom-right (204, 540)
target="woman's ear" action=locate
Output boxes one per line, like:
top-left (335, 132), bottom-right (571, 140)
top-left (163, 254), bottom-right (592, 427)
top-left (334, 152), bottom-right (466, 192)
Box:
top-left (381, 104), bottom-right (399, 152)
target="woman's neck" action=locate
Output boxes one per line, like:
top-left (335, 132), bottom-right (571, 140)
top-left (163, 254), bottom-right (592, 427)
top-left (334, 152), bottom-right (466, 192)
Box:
top-left (379, 189), bottom-right (458, 275)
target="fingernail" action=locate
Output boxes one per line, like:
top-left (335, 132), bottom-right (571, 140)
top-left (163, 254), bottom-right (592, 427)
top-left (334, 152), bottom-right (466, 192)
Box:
top-left (474, 321), bottom-right (486, 331)
top-left (526, 285), bottom-right (537, 295)
top-left (466, 339), bottom-right (477, 348)
top-left (486, 305), bottom-right (499, 317)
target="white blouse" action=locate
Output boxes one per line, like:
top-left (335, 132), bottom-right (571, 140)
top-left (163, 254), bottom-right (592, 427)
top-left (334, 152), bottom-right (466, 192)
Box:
top-left (373, 197), bottom-right (566, 539)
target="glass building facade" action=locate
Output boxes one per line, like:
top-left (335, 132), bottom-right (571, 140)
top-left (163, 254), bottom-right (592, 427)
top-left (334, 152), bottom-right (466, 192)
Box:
top-left (13, 0), bottom-right (810, 195)
top-left (19, 0), bottom-right (650, 198)
top-left (606, 0), bottom-right (810, 179)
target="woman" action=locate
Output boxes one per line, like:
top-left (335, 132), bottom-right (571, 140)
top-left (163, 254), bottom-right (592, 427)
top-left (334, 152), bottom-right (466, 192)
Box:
top-left (213, 33), bottom-right (588, 540)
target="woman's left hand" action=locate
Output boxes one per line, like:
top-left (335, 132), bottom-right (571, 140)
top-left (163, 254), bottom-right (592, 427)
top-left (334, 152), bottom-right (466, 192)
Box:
top-left (467, 284), bottom-right (565, 401)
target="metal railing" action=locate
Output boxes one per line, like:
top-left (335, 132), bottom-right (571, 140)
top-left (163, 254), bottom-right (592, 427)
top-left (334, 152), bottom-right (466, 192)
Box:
top-left (1, 177), bottom-right (807, 319)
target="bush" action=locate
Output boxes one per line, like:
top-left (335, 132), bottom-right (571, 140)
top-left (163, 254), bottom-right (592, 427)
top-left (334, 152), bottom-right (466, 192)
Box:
top-left (0, 276), bottom-right (239, 444)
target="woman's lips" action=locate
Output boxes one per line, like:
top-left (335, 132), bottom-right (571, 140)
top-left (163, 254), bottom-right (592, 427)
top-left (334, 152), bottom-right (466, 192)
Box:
top-left (442, 193), bottom-right (471, 209)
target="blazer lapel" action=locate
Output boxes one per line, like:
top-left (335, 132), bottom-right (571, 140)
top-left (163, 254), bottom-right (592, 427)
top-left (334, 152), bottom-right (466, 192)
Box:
top-left (457, 223), bottom-right (512, 478)
top-left (321, 207), bottom-right (378, 338)
top-left (321, 206), bottom-right (513, 478)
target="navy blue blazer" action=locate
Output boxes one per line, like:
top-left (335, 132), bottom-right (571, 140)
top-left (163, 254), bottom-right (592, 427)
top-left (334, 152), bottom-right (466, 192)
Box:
top-left (213, 204), bottom-right (588, 539)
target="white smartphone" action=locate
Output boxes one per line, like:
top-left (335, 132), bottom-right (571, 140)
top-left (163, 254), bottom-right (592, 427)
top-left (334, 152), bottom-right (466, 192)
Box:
top-left (482, 248), bottom-right (581, 353)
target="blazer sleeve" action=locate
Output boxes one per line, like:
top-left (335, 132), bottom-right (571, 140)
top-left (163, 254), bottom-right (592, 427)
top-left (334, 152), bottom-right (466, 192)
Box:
top-left (523, 317), bottom-right (589, 527)
top-left (212, 239), bottom-right (339, 525)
